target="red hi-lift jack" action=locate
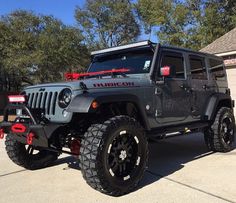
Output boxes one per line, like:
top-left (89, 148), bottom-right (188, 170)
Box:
top-left (65, 68), bottom-right (130, 80)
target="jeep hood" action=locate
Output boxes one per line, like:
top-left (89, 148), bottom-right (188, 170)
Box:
top-left (24, 75), bottom-right (152, 91)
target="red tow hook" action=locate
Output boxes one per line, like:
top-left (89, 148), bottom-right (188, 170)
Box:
top-left (26, 132), bottom-right (35, 145)
top-left (0, 128), bottom-right (4, 139)
top-left (11, 124), bottom-right (26, 133)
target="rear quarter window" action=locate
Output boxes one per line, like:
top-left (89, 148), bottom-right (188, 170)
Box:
top-left (209, 58), bottom-right (226, 80)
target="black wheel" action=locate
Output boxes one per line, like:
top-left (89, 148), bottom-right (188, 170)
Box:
top-left (5, 134), bottom-right (59, 170)
top-left (79, 115), bottom-right (148, 196)
top-left (204, 107), bottom-right (235, 152)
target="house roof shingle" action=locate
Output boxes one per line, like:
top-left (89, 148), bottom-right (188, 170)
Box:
top-left (200, 27), bottom-right (236, 54)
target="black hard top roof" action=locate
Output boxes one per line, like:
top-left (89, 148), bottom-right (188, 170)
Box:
top-left (91, 40), bottom-right (222, 61)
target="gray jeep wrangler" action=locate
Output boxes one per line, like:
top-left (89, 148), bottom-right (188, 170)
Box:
top-left (0, 41), bottom-right (235, 196)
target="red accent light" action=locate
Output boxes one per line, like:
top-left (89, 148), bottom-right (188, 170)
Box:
top-left (70, 139), bottom-right (81, 155)
top-left (11, 124), bottom-right (26, 133)
top-left (26, 132), bottom-right (35, 145)
top-left (8, 95), bottom-right (25, 103)
top-left (0, 129), bottom-right (4, 139)
top-left (91, 101), bottom-right (99, 109)
top-left (65, 68), bottom-right (130, 80)
top-left (160, 66), bottom-right (171, 77)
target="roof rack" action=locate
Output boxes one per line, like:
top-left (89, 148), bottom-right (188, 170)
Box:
top-left (91, 40), bottom-right (153, 56)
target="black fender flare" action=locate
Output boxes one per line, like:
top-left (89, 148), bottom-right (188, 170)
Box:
top-left (205, 93), bottom-right (234, 121)
top-left (67, 92), bottom-right (150, 130)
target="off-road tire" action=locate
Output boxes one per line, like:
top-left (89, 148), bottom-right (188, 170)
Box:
top-left (79, 115), bottom-right (148, 196)
top-left (204, 107), bottom-right (235, 152)
top-left (5, 134), bottom-right (59, 170)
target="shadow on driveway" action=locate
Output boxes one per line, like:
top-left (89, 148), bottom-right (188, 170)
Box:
top-left (139, 133), bottom-right (214, 187)
top-left (48, 132), bottom-right (236, 201)
top-left (53, 133), bottom-right (216, 189)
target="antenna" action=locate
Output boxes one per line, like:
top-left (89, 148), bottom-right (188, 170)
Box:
top-left (148, 25), bottom-right (152, 41)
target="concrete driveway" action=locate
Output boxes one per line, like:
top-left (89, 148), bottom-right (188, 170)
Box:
top-left (0, 133), bottom-right (236, 203)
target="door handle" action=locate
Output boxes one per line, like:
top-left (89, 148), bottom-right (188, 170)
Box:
top-left (180, 84), bottom-right (194, 92)
top-left (155, 88), bottom-right (162, 95)
top-left (180, 84), bottom-right (187, 90)
top-left (202, 85), bottom-right (215, 90)
top-left (180, 84), bottom-right (190, 91)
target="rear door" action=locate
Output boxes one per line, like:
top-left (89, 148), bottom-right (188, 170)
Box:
top-left (208, 58), bottom-right (227, 93)
top-left (188, 54), bottom-right (216, 119)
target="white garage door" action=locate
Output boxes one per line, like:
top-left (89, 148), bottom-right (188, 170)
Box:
top-left (226, 67), bottom-right (236, 115)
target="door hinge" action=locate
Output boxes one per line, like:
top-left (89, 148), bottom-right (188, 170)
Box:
top-left (155, 110), bottom-right (162, 117)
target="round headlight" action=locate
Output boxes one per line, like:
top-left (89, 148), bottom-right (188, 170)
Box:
top-left (58, 88), bottom-right (72, 108)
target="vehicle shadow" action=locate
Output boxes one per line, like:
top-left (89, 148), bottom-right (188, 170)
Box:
top-left (54, 133), bottom-right (212, 176)
top-left (53, 155), bottom-right (81, 170)
top-left (52, 132), bottom-right (235, 193)
top-left (138, 133), bottom-right (212, 188)
top-left (138, 132), bottom-right (235, 189)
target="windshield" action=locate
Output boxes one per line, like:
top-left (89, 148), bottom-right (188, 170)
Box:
top-left (89, 48), bottom-right (153, 74)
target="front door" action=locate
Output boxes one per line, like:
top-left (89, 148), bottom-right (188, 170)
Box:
top-left (154, 50), bottom-right (192, 125)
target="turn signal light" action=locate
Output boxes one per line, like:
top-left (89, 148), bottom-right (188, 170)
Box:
top-left (91, 101), bottom-right (99, 109)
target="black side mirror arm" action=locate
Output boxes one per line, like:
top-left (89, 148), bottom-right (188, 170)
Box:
top-left (156, 77), bottom-right (165, 85)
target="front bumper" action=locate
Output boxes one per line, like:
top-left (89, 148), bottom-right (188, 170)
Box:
top-left (0, 104), bottom-right (61, 148)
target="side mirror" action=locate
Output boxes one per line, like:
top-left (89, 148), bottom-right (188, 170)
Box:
top-left (160, 66), bottom-right (171, 77)
top-left (160, 65), bottom-right (176, 77)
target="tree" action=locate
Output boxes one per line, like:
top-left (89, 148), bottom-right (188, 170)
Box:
top-left (75, 0), bottom-right (140, 49)
top-left (0, 10), bottom-right (89, 87)
top-left (0, 11), bottom-right (41, 90)
top-left (198, 0), bottom-right (236, 48)
top-left (137, 0), bottom-right (189, 47)
top-left (137, 0), bottom-right (236, 50)
top-left (35, 15), bottom-right (89, 83)
top-left (1, 11), bottom-right (41, 74)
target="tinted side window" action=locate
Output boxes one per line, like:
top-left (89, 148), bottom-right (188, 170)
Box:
top-left (209, 58), bottom-right (225, 79)
top-left (161, 51), bottom-right (185, 78)
top-left (189, 55), bottom-right (207, 80)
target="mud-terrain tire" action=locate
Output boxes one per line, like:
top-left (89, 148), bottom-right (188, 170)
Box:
top-left (79, 115), bottom-right (148, 196)
top-left (5, 134), bottom-right (58, 170)
top-left (204, 107), bottom-right (235, 152)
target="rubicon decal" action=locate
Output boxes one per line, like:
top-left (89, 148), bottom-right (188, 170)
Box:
top-left (93, 82), bottom-right (135, 88)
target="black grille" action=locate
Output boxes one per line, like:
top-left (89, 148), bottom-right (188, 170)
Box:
top-left (27, 91), bottom-right (58, 115)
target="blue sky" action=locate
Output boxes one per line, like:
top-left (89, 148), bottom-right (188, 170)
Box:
top-left (0, 0), bottom-right (155, 41)
top-left (0, 0), bottom-right (85, 25)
